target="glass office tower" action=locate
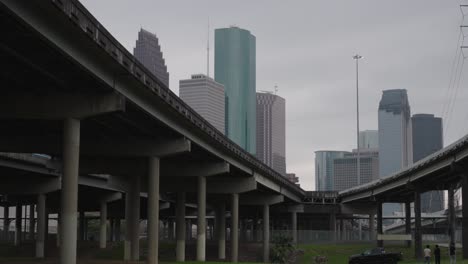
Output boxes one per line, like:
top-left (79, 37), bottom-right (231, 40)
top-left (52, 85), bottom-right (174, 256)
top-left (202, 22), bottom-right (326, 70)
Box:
top-left (412, 113), bottom-right (444, 213)
top-left (215, 26), bottom-right (256, 154)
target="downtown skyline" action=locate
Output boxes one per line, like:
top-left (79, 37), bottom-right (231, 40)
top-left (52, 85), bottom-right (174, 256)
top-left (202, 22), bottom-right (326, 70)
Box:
top-left (80, 0), bottom-right (468, 190)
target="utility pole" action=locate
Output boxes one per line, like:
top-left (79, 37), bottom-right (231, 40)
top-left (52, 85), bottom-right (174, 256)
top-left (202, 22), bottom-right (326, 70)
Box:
top-left (353, 54), bottom-right (363, 186)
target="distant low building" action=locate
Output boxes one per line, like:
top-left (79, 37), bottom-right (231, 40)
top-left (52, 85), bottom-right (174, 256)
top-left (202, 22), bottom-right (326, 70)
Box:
top-left (333, 149), bottom-right (379, 191)
top-left (315, 151), bottom-right (349, 191)
top-left (286, 173), bottom-right (300, 186)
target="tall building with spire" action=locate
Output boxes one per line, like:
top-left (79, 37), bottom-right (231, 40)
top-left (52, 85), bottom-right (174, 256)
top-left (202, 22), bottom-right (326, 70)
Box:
top-left (215, 26), bottom-right (256, 154)
top-left (378, 89), bottom-right (413, 216)
top-left (133, 29), bottom-right (169, 87)
top-left (256, 92), bottom-right (286, 175)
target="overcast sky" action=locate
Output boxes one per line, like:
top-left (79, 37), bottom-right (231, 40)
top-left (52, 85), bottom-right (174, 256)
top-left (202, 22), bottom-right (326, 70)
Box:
top-left (81, 0), bottom-right (468, 190)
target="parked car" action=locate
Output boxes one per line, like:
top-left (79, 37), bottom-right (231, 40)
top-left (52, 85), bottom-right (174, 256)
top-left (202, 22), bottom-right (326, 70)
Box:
top-left (348, 247), bottom-right (402, 264)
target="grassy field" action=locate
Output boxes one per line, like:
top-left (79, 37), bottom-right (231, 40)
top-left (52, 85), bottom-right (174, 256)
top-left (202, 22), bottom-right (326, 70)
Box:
top-left (298, 243), bottom-right (468, 264)
top-left (1, 241), bottom-right (468, 264)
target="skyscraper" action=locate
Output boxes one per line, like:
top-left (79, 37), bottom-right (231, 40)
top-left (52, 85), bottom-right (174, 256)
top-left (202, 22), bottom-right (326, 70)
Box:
top-left (315, 151), bottom-right (349, 191)
top-left (378, 89), bottom-right (413, 177)
top-left (412, 114), bottom-right (444, 212)
top-left (179, 74), bottom-right (225, 134)
top-left (333, 149), bottom-right (379, 191)
top-left (359, 130), bottom-right (379, 150)
top-left (378, 89), bottom-right (413, 216)
top-left (215, 26), bottom-right (256, 154)
top-left (133, 29), bottom-right (169, 87)
top-left (256, 92), bottom-right (286, 176)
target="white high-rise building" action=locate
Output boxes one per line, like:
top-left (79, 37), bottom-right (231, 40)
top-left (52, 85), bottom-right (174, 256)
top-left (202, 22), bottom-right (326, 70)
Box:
top-left (359, 130), bottom-right (379, 150)
top-left (256, 92), bottom-right (286, 176)
top-left (378, 89), bottom-right (413, 216)
top-left (179, 74), bottom-right (225, 134)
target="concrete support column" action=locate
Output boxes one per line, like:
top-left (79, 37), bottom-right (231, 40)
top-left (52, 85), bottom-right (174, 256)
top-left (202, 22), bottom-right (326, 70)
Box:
top-left (369, 213), bottom-right (375, 240)
top-left (115, 219), bottom-right (121, 241)
top-left (176, 192), bottom-right (186, 262)
top-left (216, 203), bottom-right (226, 260)
top-left (340, 219), bottom-right (344, 241)
top-left (56, 213), bottom-right (60, 247)
top-left (60, 118), bottom-right (80, 264)
top-left (329, 213), bottom-right (336, 242)
top-left (462, 179), bottom-right (468, 259)
top-left (197, 176), bottom-right (207, 261)
top-left (377, 202), bottom-right (383, 247)
top-left (231, 194), bottom-right (239, 262)
top-left (36, 194), bottom-right (46, 258)
top-left (125, 175), bottom-right (141, 261)
top-left (186, 219), bottom-right (191, 240)
top-left (15, 204), bottom-right (22, 246)
top-left (405, 201), bottom-right (412, 247)
top-left (79, 211), bottom-right (85, 241)
top-left (291, 212), bottom-right (297, 244)
top-left (147, 157), bottom-right (160, 264)
top-left (263, 204), bottom-right (270, 263)
top-left (3, 206), bottom-right (9, 240)
top-left (414, 191), bottom-right (422, 260)
top-left (448, 187), bottom-right (456, 245)
top-left (99, 201), bottom-right (107, 249)
top-left (29, 204), bottom-right (35, 240)
top-left (168, 220), bottom-right (174, 241)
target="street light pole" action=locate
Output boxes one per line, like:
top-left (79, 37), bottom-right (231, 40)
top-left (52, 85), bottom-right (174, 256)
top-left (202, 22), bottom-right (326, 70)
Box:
top-left (353, 54), bottom-right (363, 186)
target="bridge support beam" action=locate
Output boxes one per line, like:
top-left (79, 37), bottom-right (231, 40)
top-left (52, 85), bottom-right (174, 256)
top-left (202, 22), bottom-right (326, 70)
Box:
top-left (147, 157), bottom-right (160, 264)
top-left (114, 217), bottom-right (120, 241)
top-left (176, 192), bottom-right (186, 262)
top-left (99, 201), bottom-right (107, 249)
top-left (369, 213), bottom-right (375, 241)
top-left (263, 203), bottom-right (270, 263)
top-left (14, 204), bottom-right (22, 246)
top-left (79, 211), bottom-right (85, 241)
top-left (60, 118), bottom-right (80, 264)
top-left (29, 204), bottom-right (35, 240)
top-left (231, 193), bottom-right (239, 263)
top-left (124, 176), bottom-right (141, 261)
top-left (414, 191), bottom-right (422, 260)
top-left (329, 213), bottom-right (336, 242)
top-left (291, 212), bottom-right (297, 244)
top-left (462, 178), bottom-right (468, 259)
top-left (36, 194), bottom-right (46, 258)
top-left (216, 203), bottom-right (226, 260)
top-left (448, 187), bottom-right (456, 246)
top-left (197, 176), bottom-right (206, 262)
top-left (377, 201), bottom-right (383, 247)
top-left (3, 206), bottom-right (9, 240)
top-left (405, 201), bottom-right (412, 248)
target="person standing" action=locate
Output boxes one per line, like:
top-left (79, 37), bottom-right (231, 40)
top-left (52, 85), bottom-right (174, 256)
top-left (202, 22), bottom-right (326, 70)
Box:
top-left (449, 242), bottom-right (456, 264)
top-left (434, 245), bottom-right (441, 264)
top-left (424, 245), bottom-right (431, 264)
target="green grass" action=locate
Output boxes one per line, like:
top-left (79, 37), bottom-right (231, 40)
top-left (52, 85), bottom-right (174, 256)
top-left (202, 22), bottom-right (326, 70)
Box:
top-left (298, 243), bottom-right (468, 264)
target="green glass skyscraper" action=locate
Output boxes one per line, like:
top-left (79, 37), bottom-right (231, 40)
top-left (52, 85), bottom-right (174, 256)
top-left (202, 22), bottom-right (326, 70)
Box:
top-left (215, 26), bottom-right (256, 154)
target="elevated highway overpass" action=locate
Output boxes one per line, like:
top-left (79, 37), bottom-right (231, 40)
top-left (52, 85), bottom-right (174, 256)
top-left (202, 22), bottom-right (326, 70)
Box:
top-left (1, 0), bottom-right (468, 263)
top-left (0, 0), bottom-right (304, 263)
